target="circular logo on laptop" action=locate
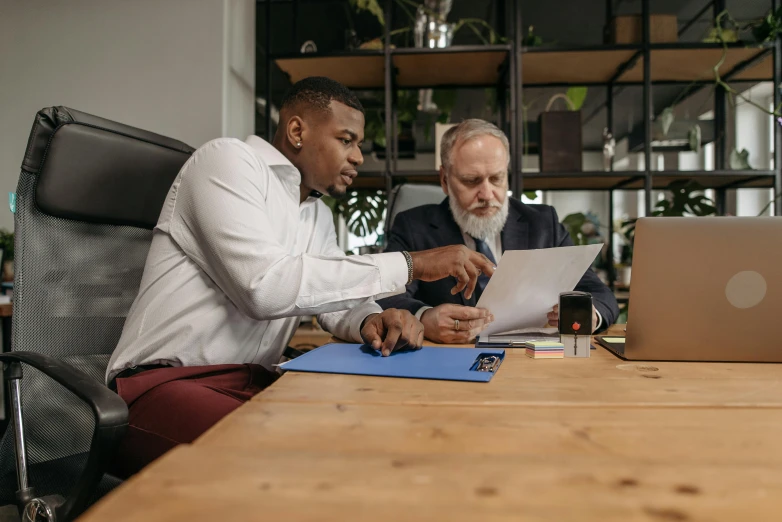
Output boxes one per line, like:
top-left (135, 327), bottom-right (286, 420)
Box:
top-left (725, 271), bottom-right (767, 309)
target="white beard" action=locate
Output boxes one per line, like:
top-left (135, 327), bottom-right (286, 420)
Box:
top-left (448, 186), bottom-right (509, 241)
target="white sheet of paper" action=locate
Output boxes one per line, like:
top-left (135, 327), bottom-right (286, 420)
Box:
top-left (476, 244), bottom-right (603, 336)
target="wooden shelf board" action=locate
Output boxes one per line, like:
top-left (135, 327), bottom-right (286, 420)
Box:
top-left (393, 50), bottom-right (508, 88)
top-left (609, 172), bottom-right (774, 190)
top-left (730, 52), bottom-right (773, 81)
top-left (275, 55), bottom-right (385, 89)
top-left (523, 49), bottom-right (638, 85)
top-left (355, 170), bottom-right (773, 191)
top-left (274, 46), bottom-right (771, 90)
top-left (647, 172), bottom-right (775, 190)
top-left (619, 47), bottom-right (771, 83)
top-left (523, 172), bottom-right (641, 191)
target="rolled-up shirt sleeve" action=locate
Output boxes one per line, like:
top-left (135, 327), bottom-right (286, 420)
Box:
top-left (313, 201), bottom-right (387, 343)
top-left (169, 139), bottom-right (407, 321)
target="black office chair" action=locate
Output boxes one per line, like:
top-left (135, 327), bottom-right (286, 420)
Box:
top-left (0, 107), bottom-right (194, 521)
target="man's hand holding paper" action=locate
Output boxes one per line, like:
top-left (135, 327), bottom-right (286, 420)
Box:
top-left (476, 244), bottom-right (604, 336)
top-left (376, 120), bottom-right (619, 342)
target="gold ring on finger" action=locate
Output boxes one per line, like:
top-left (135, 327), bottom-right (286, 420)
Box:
top-left (454, 319), bottom-right (460, 331)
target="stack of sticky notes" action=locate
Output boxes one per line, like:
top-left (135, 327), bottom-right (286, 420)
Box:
top-left (524, 340), bottom-right (565, 359)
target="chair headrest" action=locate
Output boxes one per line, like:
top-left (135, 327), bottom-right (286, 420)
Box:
top-left (21, 106), bottom-right (195, 229)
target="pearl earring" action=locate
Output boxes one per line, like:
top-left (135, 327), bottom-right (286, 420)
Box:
top-left (296, 141), bottom-right (302, 148)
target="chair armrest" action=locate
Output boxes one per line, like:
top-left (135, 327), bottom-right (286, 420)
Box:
top-left (0, 351), bottom-right (128, 521)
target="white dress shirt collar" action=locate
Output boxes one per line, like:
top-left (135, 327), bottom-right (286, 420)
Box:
top-left (244, 135), bottom-right (323, 207)
top-left (245, 135), bottom-right (293, 167)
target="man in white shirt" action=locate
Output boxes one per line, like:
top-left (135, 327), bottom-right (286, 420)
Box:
top-left (108, 78), bottom-right (496, 477)
top-left (378, 119), bottom-right (619, 344)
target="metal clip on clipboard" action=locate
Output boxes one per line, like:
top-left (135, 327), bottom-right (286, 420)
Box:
top-left (472, 354), bottom-right (502, 373)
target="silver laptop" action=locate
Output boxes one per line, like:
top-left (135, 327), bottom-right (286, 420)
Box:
top-left (609, 216), bottom-right (782, 362)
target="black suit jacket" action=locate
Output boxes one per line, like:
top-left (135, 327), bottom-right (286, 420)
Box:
top-left (377, 198), bottom-right (619, 332)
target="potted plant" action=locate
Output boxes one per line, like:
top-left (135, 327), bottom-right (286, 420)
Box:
top-left (619, 180), bottom-right (717, 286)
top-left (538, 87), bottom-right (588, 172)
top-left (0, 229), bottom-right (14, 282)
top-left (322, 190), bottom-right (387, 254)
top-left (561, 211), bottom-right (611, 283)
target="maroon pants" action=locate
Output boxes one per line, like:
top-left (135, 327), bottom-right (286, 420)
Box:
top-left (111, 364), bottom-right (278, 478)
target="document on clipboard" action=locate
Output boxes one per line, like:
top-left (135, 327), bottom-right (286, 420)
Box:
top-left (278, 343), bottom-right (505, 383)
top-left (476, 244), bottom-right (602, 337)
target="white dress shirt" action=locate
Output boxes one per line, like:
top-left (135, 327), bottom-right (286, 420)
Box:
top-left (106, 136), bottom-right (408, 381)
top-left (414, 229), bottom-right (602, 331)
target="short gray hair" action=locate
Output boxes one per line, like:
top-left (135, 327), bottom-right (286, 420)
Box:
top-left (440, 119), bottom-right (510, 172)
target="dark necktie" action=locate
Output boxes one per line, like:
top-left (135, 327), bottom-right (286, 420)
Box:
top-left (472, 236), bottom-right (497, 301)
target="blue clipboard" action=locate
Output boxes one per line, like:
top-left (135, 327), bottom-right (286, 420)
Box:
top-left (280, 343), bottom-right (505, 383)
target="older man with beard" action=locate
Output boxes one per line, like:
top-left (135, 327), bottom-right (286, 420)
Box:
top-left (377, 119), bottom-right (619, 344)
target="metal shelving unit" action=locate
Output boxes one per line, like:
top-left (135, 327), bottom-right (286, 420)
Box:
top-left (260, 0), bottom-right (782, 281)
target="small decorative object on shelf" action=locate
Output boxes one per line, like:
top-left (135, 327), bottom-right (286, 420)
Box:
top-left (414, 0), bottom-right (454, 49)
top-left (300, 40), bottom-right (317, 53)
top-left (602, 127), bottom-right (615, 172)
top-left (344, 29), bottom-right (360, 50)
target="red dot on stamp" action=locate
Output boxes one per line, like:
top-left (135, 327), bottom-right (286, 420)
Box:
top-left (572, 322), bottom-right (581, 331)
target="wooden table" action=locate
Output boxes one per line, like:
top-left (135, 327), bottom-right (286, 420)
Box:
top-left (79, 325), bottom-right (782, 521)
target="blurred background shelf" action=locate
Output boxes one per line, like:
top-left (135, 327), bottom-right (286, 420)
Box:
top-left (352, 169), bottom-right (776, 191)
top-left (259, 0), bottom-right (782, 291)
top-left (274, 45), bottom-right (773, 88)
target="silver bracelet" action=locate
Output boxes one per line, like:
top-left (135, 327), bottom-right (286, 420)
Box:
top-left (401, 251), bottom-right (414, 285)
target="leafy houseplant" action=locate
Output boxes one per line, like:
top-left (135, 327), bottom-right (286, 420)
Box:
top-left (562, 211), bottom-right (603, 247)
top-left (616, 180), bottom-right (716, 288)
top-left (620, 179), bottom-right (717, 267)
top-left (537, 87), bottom-right (588, 172)
top-left (0, 229), bottom-right (14, 282)
top-left (322, 190), bottom-right (387, 253)
top-left (561, 212), bottom-right (611, 281)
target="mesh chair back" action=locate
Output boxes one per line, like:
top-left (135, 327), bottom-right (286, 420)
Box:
top-left (385, 183), bottom-right (445, 233)
top-left (0, 107), bottom-right (193, 480)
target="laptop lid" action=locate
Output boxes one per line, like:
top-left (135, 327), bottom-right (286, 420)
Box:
top-left (623, 217), bottom-right (782, 362)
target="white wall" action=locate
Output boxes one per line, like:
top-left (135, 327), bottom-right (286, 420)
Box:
top-left (734, 94), bottom-right (774, 216)
top-left (223, 0), bottom-right (256, 142)
top-left (0, 0), bottom-right (255, 231)
top-left (541, 152), bottom-right (609, 227)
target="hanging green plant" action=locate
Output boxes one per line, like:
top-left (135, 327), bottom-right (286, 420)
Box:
top-left (661, 8), bottom-right (782, 145)
top-left (565, 86), bottom-right (588, 111)
top-left (349, 0), bottom-right (385, 26)
top-left (751, 5), bottom-right (782, 42)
